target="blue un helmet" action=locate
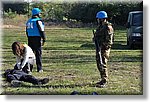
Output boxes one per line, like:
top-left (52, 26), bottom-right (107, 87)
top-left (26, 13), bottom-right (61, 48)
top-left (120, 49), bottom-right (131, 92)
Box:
top-left (32, 8), bottom-right (41, 16)
top-left (96, 11), bottom-right (108, 19)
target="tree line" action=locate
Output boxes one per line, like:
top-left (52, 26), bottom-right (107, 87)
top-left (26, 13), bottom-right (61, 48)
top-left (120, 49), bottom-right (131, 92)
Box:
top-left (2, 1), bottom-right (142, 26)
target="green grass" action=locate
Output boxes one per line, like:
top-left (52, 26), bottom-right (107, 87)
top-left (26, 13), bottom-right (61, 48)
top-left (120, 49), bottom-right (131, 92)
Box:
top-left (1, 27), bottom-right (143, 95)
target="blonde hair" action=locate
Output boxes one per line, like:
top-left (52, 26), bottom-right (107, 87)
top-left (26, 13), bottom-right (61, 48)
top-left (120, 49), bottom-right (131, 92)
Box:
top-left (12, 42), bottom-right (25, 57)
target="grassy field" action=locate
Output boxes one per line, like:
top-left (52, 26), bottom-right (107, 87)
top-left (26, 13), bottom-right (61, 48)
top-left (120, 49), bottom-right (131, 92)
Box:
top-left (1, 26), bottom-right (143, 95)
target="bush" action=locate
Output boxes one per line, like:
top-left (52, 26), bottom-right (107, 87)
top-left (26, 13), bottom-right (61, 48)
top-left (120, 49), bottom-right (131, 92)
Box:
top-left (3, 8), bottom-right (17, 19)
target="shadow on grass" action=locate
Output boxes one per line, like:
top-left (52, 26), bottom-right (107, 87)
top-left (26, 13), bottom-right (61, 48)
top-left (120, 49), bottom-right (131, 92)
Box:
top-left (80, 41), bottom-right (142, 50)
top-left (112, 41), bottom-right (143, 50)
top-left (42, 54), bottom-right (95, 64)
top-left (112, 43), bottom-right (143, 50)
top-left (112, 43), bottom-right (128, 50)
top-left (51, 39), bottom-right (90, 44)
top-left (2, 82), bottom-right (97, 89)
top-left (110, 56), bottom-right (143, 62)
top-left (80, 43), bottom-right (95, 49)
top-left (43, 40), bottom-right (142, 51)
top-left (80, 41), bottom-right (129, 50)
top-left (43, 46), bottom-right (86, 50)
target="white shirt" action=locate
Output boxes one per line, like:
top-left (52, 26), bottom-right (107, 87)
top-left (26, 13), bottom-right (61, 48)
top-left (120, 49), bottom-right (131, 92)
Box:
top-left (37, 20), bottom-right (44, 31)
top-left (16, 44), bottom-right (35, 69)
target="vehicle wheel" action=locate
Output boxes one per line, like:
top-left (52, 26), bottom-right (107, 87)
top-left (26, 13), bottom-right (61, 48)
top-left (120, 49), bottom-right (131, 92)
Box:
top-left (127, 39), bottom-right (129, 45)
top-left (129, 41), bottom-right (134, 49)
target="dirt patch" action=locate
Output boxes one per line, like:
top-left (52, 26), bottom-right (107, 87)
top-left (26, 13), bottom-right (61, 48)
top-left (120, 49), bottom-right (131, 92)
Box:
top-left (1, 25), bottom-right (24, 29)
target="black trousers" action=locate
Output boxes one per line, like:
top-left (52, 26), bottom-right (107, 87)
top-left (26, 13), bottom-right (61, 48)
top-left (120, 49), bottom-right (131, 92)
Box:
top-left (28, 36), bottom-right (42, 71)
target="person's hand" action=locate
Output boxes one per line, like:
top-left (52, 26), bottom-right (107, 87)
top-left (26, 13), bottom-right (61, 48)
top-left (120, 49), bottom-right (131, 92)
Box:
top-left (92, 37), bottom-right (95, 42)
top-left (41, 41), bottom-right (44, 46)
top-left (17, 63), bottom-right (22, 70)
top-left (41, 40), bottom-right (45, 46)
top-left (103, 43), bottom-right (111, 50)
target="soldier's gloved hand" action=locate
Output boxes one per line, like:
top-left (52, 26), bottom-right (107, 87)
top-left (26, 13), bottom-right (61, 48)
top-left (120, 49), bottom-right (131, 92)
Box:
top-left (92, 37), bottom-right (95, 42)
top-left (103, 43), bottom-right (111, 50)
top-left (107, 46), bottom-right (110, 50)
top-left (105, 45), bottom-right (111, 50)
top-left (41, 39), bottom-right (45, 46)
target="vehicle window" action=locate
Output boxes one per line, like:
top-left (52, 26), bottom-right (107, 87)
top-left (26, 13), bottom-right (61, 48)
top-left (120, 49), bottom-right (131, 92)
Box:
top-left (132, 13), bottom-right (143, 26)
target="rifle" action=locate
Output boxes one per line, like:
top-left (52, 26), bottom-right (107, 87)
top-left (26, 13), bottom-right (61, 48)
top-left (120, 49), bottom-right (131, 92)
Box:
top-left (92, 30), bottom-right (103, 68)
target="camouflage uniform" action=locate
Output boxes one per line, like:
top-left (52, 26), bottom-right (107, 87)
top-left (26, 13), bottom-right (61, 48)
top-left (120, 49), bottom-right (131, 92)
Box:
top-left (95, 21), bottom-right (114, 81)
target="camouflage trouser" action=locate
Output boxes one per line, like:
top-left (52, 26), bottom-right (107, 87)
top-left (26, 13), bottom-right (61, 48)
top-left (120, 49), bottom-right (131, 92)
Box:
top-left (96, 47), bottom-right (111, 80)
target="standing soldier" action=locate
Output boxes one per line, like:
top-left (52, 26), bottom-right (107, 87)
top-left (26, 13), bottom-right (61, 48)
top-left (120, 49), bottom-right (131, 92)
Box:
top-left (93, 11), bottom-right (114, 87)
top-left (26, 8), bottom-right (46, 72)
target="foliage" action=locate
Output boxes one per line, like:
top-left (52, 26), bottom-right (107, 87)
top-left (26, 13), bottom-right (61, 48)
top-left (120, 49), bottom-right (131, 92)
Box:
top-left (31, 2), bottom-right (66, 21)
top-left (2, 2), bottom-right (28, 14)
top-left (2, 1), bottom-right (142, 25)
top-left (3, 8), bottom-right (17, 19)
top-left (67, 2), bottom-right (142, 24)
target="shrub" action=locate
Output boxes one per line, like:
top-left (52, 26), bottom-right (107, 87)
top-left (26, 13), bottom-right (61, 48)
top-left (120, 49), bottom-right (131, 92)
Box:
top-left (3, 8), bottom-right (17, 19)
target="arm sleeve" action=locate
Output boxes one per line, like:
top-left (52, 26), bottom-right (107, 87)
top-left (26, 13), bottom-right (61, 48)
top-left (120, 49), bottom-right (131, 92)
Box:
top-left (16, 56), bottom-right (21, 64)
top-left (26, 27), bottom-right (29, 38)
top-left (16, 56), bottom-right (22, 69)
top-left (36, 20), bottom-right (46, 42)
top-left (95, 26), bottom-right (101, 37)
top-left (105, 30), bottom-right (113, 45)
top-left (20, 47), bottom-right (29, 68)
top-left (104, 25), bottom-right (114, 48)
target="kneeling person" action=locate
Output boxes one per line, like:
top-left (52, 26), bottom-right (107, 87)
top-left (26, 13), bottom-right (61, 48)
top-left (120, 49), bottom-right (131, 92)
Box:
top-left (12, 42), bottom-right (35, 74)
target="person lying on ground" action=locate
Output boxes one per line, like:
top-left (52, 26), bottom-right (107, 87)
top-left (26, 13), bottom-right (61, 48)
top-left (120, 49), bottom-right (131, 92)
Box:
top-left (3, 68), bottom-right (49, 87)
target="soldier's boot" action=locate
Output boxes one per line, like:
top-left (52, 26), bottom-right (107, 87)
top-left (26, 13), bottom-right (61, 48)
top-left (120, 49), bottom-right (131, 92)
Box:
top-left (96, 68), bottom-right (108, 88)
top-left (96, 78), bottom-right (107, 88)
